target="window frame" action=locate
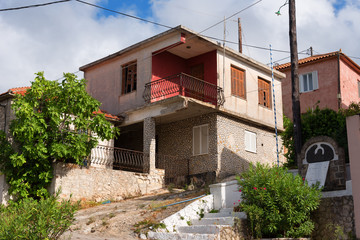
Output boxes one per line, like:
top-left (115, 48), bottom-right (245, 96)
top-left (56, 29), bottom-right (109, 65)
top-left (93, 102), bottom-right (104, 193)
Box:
top-left (258, 77), bottom-right (271, 109)
top-left (121, 61), bottom-right (137, 95)
top-left (300, 71), bottom-right (318, 93)
top-left (193, 124), bottom-right (209, 156)
top-left (244, 130), bottom-right (257, 153)
top-left (231, 65), bottom-right (246, 99)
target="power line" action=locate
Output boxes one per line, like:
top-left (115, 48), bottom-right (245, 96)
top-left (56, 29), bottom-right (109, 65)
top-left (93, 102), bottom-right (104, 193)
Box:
top-left (0, 0), bottom-right (71, 12)
top-left (201, 35), bottom-right (308, 55)
top-left (197, 0), bottom-right (262, 35)
top-left (74, 0), bottom-right (172, 29)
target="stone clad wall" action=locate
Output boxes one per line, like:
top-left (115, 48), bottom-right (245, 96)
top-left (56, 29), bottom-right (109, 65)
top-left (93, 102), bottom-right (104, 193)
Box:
top-left (50, 163), bottom-right (164, 202)
top-left (216, 113), bottom-right (284, 179)
top-left (312, 196), bottom-right (355, 239)
top-left (157, 113), bottom-right (218, 178)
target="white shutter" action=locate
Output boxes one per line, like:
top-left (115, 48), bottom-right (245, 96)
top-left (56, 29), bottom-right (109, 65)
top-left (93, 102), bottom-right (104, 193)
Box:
top-left (312, 71), bottom-right (318, 90)
top-left (193, 126), bottom-right (200, 155)
top-left (193, 124), bottom-right (209, 155)
top-left (299, 74), bottom-right (304, 93)
top-left (245, 130), bottom-right (257, 153)
top-left (201, 125), bottom-right (209, 154)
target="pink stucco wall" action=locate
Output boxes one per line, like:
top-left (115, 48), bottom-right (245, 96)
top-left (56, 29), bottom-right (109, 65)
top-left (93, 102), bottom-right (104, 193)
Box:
top-left (346, 115), bottom-right (360, 238)
top-left (281, 58), bottom-right (339, 119)
top-left (340, 59), bottom-right (360, 109)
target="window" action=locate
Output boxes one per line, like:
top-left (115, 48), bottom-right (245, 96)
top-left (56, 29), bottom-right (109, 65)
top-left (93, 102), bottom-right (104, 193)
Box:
top-left (245, 130), bottom-right (256, 153)
top-left (258, 78), bottom-right (271, 108)
top-left (193, 124), bottom-right (209, 155)
top-left (122, 61), bottom-right (137, 94)
top-left (231, 66), bottom-right (245, 98)
top-left (358, 81), bottom-right (360, 98)
top-left (300, 71), bottom-right (318, 93)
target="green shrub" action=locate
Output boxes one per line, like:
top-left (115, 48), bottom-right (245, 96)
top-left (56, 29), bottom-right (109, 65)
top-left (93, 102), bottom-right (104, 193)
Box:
top-left (0, 191), bottom-right (78, 239)
top-left (236, 163), bottom-right (321, 239)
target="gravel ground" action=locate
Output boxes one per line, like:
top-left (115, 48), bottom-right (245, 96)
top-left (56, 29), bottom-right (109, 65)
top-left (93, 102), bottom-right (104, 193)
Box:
top-left (61, 189), bottom-right (206, 240)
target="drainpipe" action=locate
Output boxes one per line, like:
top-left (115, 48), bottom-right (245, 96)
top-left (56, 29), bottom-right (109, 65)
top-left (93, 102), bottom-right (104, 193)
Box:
top-left (337, 50), bottom-right (341, 110)
top-left (0, 103), bottom-right (6, 132)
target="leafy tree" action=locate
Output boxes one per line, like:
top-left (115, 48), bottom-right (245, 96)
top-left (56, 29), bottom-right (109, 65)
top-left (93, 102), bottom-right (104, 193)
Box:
top-left (0, 72), bottom-right (118, 199)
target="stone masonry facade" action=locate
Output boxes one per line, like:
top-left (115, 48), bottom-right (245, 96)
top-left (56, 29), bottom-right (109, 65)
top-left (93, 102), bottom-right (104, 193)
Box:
top-left (216, 113), bottom-right (284, 179)
top-left (157, 112), bottom-right (284, 182)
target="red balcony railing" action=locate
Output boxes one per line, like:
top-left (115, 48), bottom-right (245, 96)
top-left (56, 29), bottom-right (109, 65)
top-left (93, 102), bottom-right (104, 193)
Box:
top-left (143, 73), bottom-right (225, 106)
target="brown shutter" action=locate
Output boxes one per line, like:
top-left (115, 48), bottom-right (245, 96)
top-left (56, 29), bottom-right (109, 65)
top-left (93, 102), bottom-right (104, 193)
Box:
top-left (231, 66), bottom-right (245, 98)
top-left (258, 78), bottom-right (271, 108)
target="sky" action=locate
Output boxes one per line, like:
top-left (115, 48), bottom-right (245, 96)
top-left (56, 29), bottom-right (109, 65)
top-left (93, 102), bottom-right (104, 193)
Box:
top-left (0, 0), bottom-right (359, 93)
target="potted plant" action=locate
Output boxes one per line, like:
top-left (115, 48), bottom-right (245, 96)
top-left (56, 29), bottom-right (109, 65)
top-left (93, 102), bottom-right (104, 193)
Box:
top-left (236, 163), bottom-right (321, 239)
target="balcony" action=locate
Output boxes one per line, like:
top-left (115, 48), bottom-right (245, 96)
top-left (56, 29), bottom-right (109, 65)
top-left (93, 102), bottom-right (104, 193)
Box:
top-left (143, 73), bottom-right (225, 106)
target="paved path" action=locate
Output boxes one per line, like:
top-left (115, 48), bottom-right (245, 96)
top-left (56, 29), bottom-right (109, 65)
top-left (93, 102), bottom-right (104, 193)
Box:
top-left (61, 189), bottom-right (205, 240)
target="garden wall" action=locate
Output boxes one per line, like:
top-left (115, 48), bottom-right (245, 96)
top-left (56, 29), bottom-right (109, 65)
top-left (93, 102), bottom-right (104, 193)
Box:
top-left (49, 163), bottom-right (165, 202)
top-left (312, 195), bottom-right (355, 239)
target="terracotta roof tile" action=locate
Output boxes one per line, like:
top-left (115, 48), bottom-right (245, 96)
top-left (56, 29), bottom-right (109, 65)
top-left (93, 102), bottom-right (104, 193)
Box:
top-left (93, 109), bottom-right (123, 122)
top-left (275, 51), bottom-right (340, 70)
top-left (9, 87), bottom-right (31, 96)
top-left (1, 86), bottom-right (122, 123)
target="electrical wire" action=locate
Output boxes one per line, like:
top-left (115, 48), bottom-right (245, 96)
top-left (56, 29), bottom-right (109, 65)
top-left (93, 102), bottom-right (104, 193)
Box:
top-left (0, 0), bottom-right (71, 12)
top-left (201, 35), bottom-right (308, 55)
top-left (74, 0), bottom-right (172, 29)
top-left (197, 0), bottom-right (262, 35)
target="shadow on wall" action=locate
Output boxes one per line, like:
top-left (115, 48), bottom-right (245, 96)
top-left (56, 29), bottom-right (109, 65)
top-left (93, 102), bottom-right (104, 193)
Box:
top-left (219, 147), bottom-right (252, 179)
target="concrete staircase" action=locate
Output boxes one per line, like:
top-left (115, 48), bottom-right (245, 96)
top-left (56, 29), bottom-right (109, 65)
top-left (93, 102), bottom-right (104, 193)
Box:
top-left (148, 208), bottom-right (246, 239)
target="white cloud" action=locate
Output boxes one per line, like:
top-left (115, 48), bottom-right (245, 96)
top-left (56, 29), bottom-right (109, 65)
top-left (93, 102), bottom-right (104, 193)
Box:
top-left (0, 0), bottom-right (359, 93)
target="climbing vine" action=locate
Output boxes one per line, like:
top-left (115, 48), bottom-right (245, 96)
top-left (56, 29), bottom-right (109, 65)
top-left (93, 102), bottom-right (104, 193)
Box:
top-left (281, 104), bottom-right (359, 167)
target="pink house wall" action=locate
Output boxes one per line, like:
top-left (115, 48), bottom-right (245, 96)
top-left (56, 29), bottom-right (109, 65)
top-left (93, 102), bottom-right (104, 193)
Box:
top-left (340, 60), bottom-right (360, 109)
top-left (281, 58), bottom-right (339, 119)
top-left (346, 115), bottom-right (360, 238)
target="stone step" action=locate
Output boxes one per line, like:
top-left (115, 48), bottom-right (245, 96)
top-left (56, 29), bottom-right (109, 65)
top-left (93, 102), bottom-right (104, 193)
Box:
top-left (192, 216), bottom-right (234, 226)
top-left (147, 231), bottom-right (219, 240)
top-left (204, 211), bottom-right (246, 219)
top-left (219, 208), bottom-right (234, 214)
top-left (178, 225), bottom-right (224, 234)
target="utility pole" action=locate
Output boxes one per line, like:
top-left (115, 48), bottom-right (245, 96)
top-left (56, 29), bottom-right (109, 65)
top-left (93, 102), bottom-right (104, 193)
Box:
top-left (289, 0), bottom-right (302, 171)
top-left (238, 18), bottom-right (242, 53)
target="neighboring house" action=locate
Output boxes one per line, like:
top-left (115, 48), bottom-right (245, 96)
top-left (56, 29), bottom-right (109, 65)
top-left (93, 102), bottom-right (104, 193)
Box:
top-left (276, 50), bottom-right (360, 119)
top-left (80, 25), bottom-right (286, 183)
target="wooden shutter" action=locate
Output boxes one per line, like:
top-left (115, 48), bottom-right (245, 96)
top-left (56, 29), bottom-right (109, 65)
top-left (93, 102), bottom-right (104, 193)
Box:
top-left (231, 66), bottom-right (245, 98)
top-left (258, 78), bottom-right (271, 108)
top-left (121, 61), bottom-right (137, 95)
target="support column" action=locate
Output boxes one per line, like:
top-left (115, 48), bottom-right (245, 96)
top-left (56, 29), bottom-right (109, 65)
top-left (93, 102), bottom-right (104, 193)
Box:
top-left (143, 117), bottom-right (156, 174)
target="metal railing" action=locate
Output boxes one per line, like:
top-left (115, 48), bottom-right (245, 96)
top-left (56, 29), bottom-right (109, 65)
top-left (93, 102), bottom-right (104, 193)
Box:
top-left (143, 73), bottom-right (225, 106)
top-left (89, 145), bottom-right (146, 173)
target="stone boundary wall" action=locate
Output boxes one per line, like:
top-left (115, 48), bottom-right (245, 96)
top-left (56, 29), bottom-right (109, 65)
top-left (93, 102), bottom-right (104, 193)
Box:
top-left (312, 195), bottom-right (355, 240)
top-left (50, 163), bottom-right (165, 202)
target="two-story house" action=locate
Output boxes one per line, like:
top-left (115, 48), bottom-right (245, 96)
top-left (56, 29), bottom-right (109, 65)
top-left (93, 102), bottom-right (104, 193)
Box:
top-left (276, 50), bottom-right (360, 119)
top-left (80, 25), bottom-right (286, 183)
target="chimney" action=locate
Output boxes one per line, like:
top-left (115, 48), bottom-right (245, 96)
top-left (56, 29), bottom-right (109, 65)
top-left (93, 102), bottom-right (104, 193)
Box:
top-left (238, 18), bottom-right (242, 53)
